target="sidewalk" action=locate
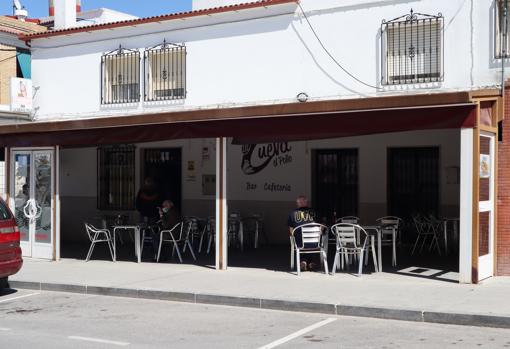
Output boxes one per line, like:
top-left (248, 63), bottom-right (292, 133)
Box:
top-left (10, 258), bottom-right (510, 328)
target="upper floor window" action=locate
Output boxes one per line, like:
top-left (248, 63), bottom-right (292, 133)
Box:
top-left (381, 10), bottom-right (443, 85)
top-left (101, 46), bottom-right (140, 104)
top-left (495, 0), bottom-right (509, 58)
top-left (144, 41), bottom-right (186, 101)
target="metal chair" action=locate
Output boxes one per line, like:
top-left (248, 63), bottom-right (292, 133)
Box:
top-left (330, 223), bottom-right (368, 277)
top-left (156, 220), bottom-right (197, 263)
top-left (337, 216), bottom-right (360, 224)
top-left (376, 216), bottom-right (401, 267)
top-left (290, 223), bottom-right (328, 276)
top-left (84, 222), bottom-right (114, 262)
top-left (411, 214), bottom-right (442, 255)
top-left (227, 212), bottom-right (242, 249)
top-left (198, 217), bottom-right (215, 254)
top-left (241, 214), bottom-right (263, 249)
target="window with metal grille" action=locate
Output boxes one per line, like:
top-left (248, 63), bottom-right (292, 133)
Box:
top-left (101, 46), bottom-right (140, 104)
top-left (381, 10), bottom-right (443, 85)
top-left (495, 0), bottom-right (509, 58)
top-left (144, 41), bottom-right (186, 101)
top-left (97, 145), bottom-right (136, 210)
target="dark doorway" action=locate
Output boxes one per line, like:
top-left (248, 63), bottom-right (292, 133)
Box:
top-left (142, 148), bottom-right (182, 210)
top-left (313, 149), bottom-right (359, 223)
top-left (388, 147), bottom-right (439, 221)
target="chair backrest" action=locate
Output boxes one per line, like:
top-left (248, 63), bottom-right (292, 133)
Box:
top-left (337, 216), bottom-right (360, 224)
top-left (84, 222), bottom-right (102, 242)
top-left (331, 223), bottom-right (368, 249)
top-left (377, 216), bottom-right (402, 234)
top-left (168, 221), bottom-right (185, 241)
top-left (291, 223), bottom-right (326, 249)
top-left (206, 217), bottom-right (216, 233)
top-left (183, 216), bottom-right (199, 234)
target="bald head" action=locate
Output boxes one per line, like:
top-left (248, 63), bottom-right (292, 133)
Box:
top-left (296, 196), bottom-right (308, 208)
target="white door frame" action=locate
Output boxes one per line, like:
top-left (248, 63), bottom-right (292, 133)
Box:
top-left (10, 147), bottom-right (56, 260)
top-left (477, 131), bottom-right (496, 281)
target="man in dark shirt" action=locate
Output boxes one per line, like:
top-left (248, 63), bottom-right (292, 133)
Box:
top-left (288, 196), bottom-right (319, 271)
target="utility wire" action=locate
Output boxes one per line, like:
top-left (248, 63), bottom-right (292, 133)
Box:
top-left (298, 2), bottom-right (381, 90)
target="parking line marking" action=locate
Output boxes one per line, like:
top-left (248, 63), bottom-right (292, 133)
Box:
top-left (257, 317), bottom-right (337, 349)
top-left (69, 336), bottom-right (130, 346)
top-left (0, 292), bottom-right (40, 304)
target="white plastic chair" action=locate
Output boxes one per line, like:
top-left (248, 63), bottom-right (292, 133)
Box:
top-left (290, 223), bottom-right (328, 276)
top-left (376, 216), bottom-right (401, 267)
top-left (330, 223), bottom-right (368, 277)
top-left (156, 221), bottom-right (197, 263)
top-left (84, 222), bottom-right (114, 262)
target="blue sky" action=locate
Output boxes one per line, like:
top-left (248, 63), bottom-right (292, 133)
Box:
top-left (1, 0), bottom-right (192, 18)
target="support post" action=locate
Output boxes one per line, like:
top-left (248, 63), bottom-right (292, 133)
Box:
top-left (215, 137), bottom-right (228, 270)
top-left (55, 146), bottom-right (61, 261)
top-left (459, 128), bottom-right (474, 283)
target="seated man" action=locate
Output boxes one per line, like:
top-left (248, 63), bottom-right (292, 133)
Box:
top-left (159, 200), bottom-right (181, 230)
top-left (151, 200), bottom-right (181, 259)
top-left (288, 195), bottom-right (319, 271)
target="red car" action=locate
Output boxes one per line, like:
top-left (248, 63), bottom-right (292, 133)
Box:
top-left (0, 198), bottom-right (22, 289)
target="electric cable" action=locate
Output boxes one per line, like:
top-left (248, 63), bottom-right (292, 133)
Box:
top-left (298, 2), bottom-right (381, 90)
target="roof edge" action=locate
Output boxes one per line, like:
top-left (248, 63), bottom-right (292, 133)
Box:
top-left (19, 0), bottom-right (298, 41)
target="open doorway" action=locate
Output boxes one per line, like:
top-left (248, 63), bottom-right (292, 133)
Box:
top-left (142, 148), bottom-right (182, 211)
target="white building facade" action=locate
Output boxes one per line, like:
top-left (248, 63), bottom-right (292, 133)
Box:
top-left (1, 0), bottom-right (507, 283)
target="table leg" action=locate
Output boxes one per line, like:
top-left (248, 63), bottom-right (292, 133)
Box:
top-left (392, 228), bottom-right (397, 267)
top-left (378, 230), bottom-right (382, 272)
top-left (113, 228), bottom-right (117, 262)
top-left (443, 220), bottom-right (448, 256)
top-left (239, 221), bottom-right (244, 252)
top-left (135, 228), bottom-right (141, 263)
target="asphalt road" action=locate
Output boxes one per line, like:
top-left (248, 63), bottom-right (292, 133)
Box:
top-left (0, 289), bottom-right (510, 349)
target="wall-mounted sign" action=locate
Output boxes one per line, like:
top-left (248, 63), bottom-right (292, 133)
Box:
top-left (186, 160), bottom-right (196, 182)
top-left (10, 77), bottom-right (32, 113)
top-left (202, 147), bottom-right (210, 161)
top-left (480, 154), bottom-right (491, 178)
top-left (241, 142), bottom-right (293, 175)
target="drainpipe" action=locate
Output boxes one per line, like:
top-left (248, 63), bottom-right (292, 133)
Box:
top-left (502, 0), bottom-right (508, 96)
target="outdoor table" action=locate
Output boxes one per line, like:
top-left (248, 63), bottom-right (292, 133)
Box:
top-left (362, 225), bottom-right (384, 272)
top-left (442, 217), bottom-right (459, 255)
top-left (112, 224), bottom-right (142, 263)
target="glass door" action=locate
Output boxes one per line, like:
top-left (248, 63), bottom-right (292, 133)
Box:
top-left (478, 132), bottom-right (495, 281)
top-left (11, 149), bottom-right (54, 259)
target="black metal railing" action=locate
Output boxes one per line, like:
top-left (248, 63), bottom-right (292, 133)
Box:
top-left (101, 46), bottom-right (141, 104)
top-left (495, 0), bottom-right (509, 58)
top-left (144, 40), bottom-right (186, 101)
top-left (97, 145), bottom-right (136, 210)
top-left (381, 10), bottom-right (444, 85)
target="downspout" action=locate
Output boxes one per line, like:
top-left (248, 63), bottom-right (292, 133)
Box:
top-left (502, 0), bottom-right (508, 96)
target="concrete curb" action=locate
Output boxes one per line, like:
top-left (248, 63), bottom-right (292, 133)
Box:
top-left (9, 280), bottom-right (510, 329)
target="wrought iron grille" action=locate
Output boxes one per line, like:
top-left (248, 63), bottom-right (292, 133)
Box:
top-left (144, 40), bottom-right (186, 101)
top-left (101, 46), bottom-right (141, 104)
top-left (381, 10), bottom-right (443, 85)
top-left (495, 0), bottom-right (509, 58)
top-left (97, 145), bottom-right (136, 210)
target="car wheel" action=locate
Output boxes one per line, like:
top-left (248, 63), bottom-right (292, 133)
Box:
top-left (0, 277), bottom-right (9, 290)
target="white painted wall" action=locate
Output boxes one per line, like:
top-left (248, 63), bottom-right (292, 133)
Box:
top-left (60, 129), bottom-right (460, 244)
top-left (30, 0), bottom-right (502, 121)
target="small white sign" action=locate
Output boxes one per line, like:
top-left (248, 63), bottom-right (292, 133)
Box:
top-left (480, 154), bottom-right (491, 179)
top-left (10, 78), bottom-right (32, 113)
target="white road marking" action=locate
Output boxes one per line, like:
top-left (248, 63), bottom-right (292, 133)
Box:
top-left (0, 292), bottom-right (40, 304)
top-left (69, 336), bottom-right (130, 346)
top-left (257, 317), bottom-right (337, 349)
top-left (0, 328), bottom-right (11, 331)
